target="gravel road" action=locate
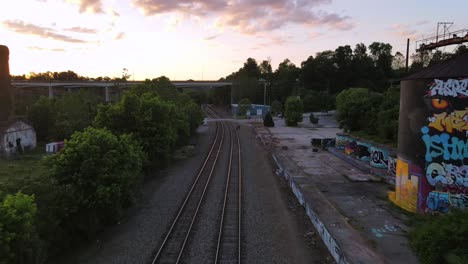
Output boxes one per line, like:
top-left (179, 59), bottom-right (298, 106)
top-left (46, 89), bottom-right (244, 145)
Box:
top-left (57, 119), bottom-right (332, 264)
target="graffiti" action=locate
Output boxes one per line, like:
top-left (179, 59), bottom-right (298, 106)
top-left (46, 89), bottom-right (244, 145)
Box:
top-left (426, 191), bottom-right (451, 213)
top-left (370, 146), bottom-right (388, 168)
top-left (356, 142), bottom-right (371, 161)
top-left (421, 126), bottom-right (468, 162)
top-left (428, 110), bottom-right (468, 133)
top-left (429, 79), bottom-right (468, 98)
top-left (371, 224), bottom-right (399, 238)
top-left (344, 141), bottom-right (357, 155)
top-left (426, 162), bottom-right (468, 188)
top-left (389, 159), bottom-right (419, 212)
top-left (450, 194), bottom-right (468, 209)
top-left (335, 134), bottom-right (351, 150)
top-left (387, 156), bottom-right (397, 176)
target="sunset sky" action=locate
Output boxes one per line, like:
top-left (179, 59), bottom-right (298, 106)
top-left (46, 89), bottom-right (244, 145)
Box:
top-left (1, 0), bottom-right (467, 80)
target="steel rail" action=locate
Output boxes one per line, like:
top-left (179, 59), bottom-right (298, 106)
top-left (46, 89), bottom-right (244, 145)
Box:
top-left (151, 117), bottom-right (225, 264)
top-left (214, 121), bottom-right (242, 264)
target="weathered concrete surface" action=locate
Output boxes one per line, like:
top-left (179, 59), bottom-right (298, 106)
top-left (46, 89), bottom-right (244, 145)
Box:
top-left (255, 115), bottom-right (419, 264)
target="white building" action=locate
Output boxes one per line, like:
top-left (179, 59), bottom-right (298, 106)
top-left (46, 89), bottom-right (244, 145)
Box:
top-left (0, 120), bottom-right (36, 155)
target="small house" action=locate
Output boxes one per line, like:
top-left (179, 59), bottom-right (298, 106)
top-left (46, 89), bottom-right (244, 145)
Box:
top-left (0, 120), bottom-right (36, 155)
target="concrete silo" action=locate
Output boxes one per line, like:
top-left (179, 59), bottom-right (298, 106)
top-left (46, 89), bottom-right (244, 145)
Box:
top-left (391, 53), bottom-right (468, 214)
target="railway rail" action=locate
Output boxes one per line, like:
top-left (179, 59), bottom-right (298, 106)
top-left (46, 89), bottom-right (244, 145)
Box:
top-left (150, 105), bottom-right (242, 264)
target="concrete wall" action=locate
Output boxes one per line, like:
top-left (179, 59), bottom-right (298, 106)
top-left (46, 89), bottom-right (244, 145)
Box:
top-left (335, 133), bottom-right (397, 179)
top-left (391, 78), bottom-right (468, 213)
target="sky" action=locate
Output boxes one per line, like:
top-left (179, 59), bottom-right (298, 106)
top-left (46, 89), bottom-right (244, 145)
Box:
top-left (1, 0), bottom-right (467, 80)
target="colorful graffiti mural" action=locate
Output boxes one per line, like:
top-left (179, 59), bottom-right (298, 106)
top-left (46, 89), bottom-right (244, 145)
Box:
top-left (336, 134), bottom-right (351, 150)
top-left (428, 110), bottom-right (468, 133)
top-left (388, 159), bottom-right (419, 212)
top-left (429, 79), bottom-right (468, 97)
top-left (370, 146), bottom-right (389, 169)
top-left (422, 78), bottom-right (468, 213)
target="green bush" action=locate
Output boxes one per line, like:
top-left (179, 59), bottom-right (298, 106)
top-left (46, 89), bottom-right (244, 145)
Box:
top-left (285, 96), bottom-right (303, 126)
top-left (263, 112), bottom-right (274, 127)
top-left (0, 192), bottom-right (39, 264)
top-left (27, 96), bottom-right (56, 141)
top-left (238, 98), bottom-right (252, 116)
top-left (45, 127), bottom-right (145, 239)
top-left (409, 210), bottom-right (468, 264)
top-left (95, 80), bottom-right (203, 163)
top-left (336, 88), bottom-right (382, 133)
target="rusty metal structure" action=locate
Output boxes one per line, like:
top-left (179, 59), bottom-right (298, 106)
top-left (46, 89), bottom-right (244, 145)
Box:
top-left (416, 23), bottom-right (468, 52)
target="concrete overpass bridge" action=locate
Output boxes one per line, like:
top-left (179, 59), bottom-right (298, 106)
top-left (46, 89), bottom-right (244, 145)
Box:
top-left (12, 80), bottom-right (232, 102)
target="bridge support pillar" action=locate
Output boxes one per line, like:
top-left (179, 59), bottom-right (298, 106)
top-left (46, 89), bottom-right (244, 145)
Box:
top-left (105, 86), bottom-right (110, 102)
top-left (48, 84), bottom-right (53, 98)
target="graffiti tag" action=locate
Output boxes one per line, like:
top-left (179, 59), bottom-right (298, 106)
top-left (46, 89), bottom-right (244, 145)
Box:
top-left (426, 162), bottom-right (468, 187)
top-left (370, 146), bottom-right (388, 168)
top-left (421, 126), bottom-right (468, 162)
top-left (428, 110), bottom-right (468, 133)
top-left (429, 79), bottom-right (468, 98)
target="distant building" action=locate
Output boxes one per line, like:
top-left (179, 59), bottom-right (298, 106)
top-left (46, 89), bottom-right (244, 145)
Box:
top-left (231, 104), bottom-right (271, 117)
top-left (0, 120), bottom-right (36, 155)
top-left (46, 141), bottom-right (64, 154)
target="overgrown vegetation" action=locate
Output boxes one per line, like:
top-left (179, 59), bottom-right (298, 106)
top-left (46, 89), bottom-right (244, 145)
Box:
top-left (336, 87), bottom-right (399, 144)
top-left (1, 76), bottom-right (203, 263)
top-left (285, 96), bottom-right (303, 126)
top-left (408, 210), bottom-right (468, 264)
top-left (27, 91), bottom-right (99, 141)
top-left (237, 98), bottom-right (252, 116)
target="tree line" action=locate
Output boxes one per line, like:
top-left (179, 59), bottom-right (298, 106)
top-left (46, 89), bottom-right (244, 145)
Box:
top-left (217, 42), bottom-right (467, 110)
top-left (0, 77), bottom-right (203, 263)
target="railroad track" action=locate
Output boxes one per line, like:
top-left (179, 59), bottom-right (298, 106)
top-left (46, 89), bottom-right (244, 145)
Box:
top-left (150, 105), bottom-right (242, 264)
top-left (215, 121), bottom-right (242, 264)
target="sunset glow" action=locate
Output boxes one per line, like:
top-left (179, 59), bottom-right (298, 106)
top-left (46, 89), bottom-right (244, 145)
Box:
top-left (1, 0), bottom-right (466, 80)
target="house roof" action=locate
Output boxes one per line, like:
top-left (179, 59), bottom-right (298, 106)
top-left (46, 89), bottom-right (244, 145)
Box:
top-left (403, 52), bottom-right (468, 80)
top-left (0, 119), bottom-right (33, 133)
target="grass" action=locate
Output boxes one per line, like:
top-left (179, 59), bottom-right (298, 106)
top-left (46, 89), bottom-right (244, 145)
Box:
top-left (0, 144), bottom-right (47, 196)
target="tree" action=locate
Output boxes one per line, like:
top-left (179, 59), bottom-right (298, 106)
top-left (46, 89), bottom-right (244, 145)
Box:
top-left (27, 96), bottom-right (56, 141)
top-left (45, 127), bottom-right (145, 238)
top-left (271, 59), bottom-right (300, 102)
top-left (231, 71), bottom-right (258, 103)
top-left (0, 192), bottom-right (39, 264)
top-left (259, 59), bottom-right (273, 80)
top-left (243, 58), bottom-right (260, 78)
top-left (284, 96), bottom-right (303, 126)
top-left (336, 88), bottom-right (382, 132)
top-left (238, 98), bottom-right (252, 116)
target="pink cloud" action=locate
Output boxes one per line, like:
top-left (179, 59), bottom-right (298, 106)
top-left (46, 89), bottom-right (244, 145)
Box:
top-left (132, 0), bottom-right (353, 34)
top-left (2, 20), bottom-right (90, 43)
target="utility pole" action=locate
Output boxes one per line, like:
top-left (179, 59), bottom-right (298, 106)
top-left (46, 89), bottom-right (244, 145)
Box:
top-left (406, 38), bottom-right (410, 73)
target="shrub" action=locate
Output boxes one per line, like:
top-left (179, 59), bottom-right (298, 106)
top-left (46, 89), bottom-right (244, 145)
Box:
top-left (285, 96), bottom-right (303, 126)
top-left (336, 88), bottom-right (382, 132)
top-left (409, 210), bottom-right (468, 264)
top-left (45, 127), bottom-right (145, 239)
top-left (238, 98), bottom-right (252, 116)
top-left (0, 192), bottom-right (39, 264)
top-left (263, 112), bottom-right (274, 127)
